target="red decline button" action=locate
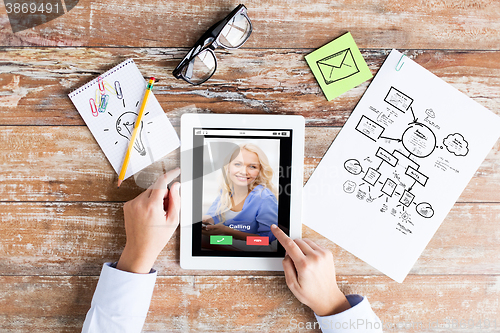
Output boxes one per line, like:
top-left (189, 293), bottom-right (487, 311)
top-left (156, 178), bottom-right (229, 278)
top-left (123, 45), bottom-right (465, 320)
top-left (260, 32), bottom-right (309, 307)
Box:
top-left (246, 236), bottom-right (269, 246)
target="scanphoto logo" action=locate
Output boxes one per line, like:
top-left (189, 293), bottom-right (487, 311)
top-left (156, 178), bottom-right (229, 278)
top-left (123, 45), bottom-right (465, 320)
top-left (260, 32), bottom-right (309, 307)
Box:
top-left (290, 317), bottom-right (498, 331)
top-left (3, 0), bottom-right (79, 33)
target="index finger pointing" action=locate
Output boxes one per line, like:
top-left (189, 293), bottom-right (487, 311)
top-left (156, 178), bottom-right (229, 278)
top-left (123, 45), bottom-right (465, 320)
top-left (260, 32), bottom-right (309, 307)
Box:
top-left (271, 225), bottom-right (305, 261)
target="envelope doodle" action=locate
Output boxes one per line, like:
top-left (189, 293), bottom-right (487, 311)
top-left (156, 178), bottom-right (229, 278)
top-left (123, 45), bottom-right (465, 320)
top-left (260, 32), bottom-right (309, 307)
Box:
top-left (316, 48), bottom-right (359, 84)
top-left (305, 32), bottom-right (372, 101)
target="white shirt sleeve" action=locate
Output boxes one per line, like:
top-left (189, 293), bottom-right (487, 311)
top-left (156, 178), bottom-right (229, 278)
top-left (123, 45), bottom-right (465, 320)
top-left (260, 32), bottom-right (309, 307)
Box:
top-left (316, 295), bottom-right (383, 332)
top-left (81, 262), bottom-right (157, 333)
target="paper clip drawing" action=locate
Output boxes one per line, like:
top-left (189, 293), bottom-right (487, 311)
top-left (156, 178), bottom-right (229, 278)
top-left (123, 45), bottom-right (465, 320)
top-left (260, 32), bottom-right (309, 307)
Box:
top-left (97, 76), bottom-right (105, 92)
top-left (93, 77), bottom-right (116, 115)
top-left (395, 54), bottom-right (406, 71)
top-left (115, 80), bottom-right (125, 107)
top-left (316, 48), bottom-right (360, 84)
top-left (104, 82), bottom-right (115, 94)
top-left (115, 81), bottom-right (123, 99)
top-left (89, 98), bottom-right (98, 117)
top-left (98, 94), bottom-right (110, 113)
top-left (95, 89), bottom-right (101, 108)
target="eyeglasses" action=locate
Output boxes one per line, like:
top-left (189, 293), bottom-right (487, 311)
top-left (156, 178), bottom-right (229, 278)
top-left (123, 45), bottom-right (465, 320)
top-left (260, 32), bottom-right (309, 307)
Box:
top-left (173, 4), bottom-right (252, 85)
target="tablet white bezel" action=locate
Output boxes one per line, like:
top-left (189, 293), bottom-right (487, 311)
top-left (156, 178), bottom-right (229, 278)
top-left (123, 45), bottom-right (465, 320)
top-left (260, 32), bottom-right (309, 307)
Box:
top-left (180, 114), bottom-right (304, 271)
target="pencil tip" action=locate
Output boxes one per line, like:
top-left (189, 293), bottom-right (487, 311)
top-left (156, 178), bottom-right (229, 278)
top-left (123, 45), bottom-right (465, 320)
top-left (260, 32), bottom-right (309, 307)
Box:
top-left (117, 180), bottom-right (122, 188)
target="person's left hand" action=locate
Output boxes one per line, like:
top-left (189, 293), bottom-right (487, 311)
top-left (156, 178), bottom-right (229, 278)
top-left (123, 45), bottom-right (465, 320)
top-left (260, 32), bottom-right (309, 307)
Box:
top-left (116, 168), bottom-right (181, 274)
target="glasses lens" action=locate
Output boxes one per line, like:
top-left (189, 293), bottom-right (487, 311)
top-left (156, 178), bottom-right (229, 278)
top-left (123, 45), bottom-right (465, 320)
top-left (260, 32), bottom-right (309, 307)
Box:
top-left (218, 13), bottom-right (251, 48)
top-left (181, 50), bottom-right (217, 84)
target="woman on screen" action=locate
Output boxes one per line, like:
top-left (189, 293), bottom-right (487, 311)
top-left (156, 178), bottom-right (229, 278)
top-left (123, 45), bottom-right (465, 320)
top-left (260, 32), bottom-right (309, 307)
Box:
top-left (202, 143), bottom-right (278, 243)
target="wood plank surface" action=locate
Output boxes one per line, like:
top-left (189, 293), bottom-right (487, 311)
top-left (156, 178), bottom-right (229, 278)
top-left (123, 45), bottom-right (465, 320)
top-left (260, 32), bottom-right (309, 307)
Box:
top-left (1, 126), bottom-right (499, 202)
top-left (1, 275), bottom-right (499, 332)
top-left (0, 49), bottom-right (498, 126)
top-left (0, 0), bottom-right (499, 50)
top-left (1, 202), bottom-right (499, 277)
top-left (0, 0), bottom-right (499, 331)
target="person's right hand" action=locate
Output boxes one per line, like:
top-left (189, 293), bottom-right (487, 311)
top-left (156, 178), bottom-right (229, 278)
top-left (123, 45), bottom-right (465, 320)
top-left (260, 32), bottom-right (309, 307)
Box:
top-left (116, 168), bottom-right (181, 274)
top-left (271, 224), bottom-right (351, 316)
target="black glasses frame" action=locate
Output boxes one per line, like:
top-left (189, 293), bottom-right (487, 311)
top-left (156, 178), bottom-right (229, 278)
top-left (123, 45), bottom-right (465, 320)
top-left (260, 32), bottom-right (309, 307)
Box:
top-left (173, 4), bottom-right (252, 85)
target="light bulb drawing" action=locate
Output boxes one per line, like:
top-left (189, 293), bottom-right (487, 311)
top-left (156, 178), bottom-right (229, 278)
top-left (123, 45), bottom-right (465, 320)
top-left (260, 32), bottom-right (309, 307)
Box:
top-left (116, 111), bottom-right (146, 156)
top-left (97, 78), bottom-right (153, 157)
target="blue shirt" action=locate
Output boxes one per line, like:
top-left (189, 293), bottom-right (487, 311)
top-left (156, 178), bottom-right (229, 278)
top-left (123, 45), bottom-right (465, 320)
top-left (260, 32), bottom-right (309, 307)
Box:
top-left (206, 185), bottom-right (278, 243)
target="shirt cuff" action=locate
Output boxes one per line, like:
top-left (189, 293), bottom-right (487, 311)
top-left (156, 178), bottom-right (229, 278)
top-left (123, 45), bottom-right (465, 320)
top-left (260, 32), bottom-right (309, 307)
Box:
top-left (315, 295), bottom-right (382, 332)
top-left (82, 263), bottom-right (158, 333)
top-left (92, 262), bottom-right (157, 317)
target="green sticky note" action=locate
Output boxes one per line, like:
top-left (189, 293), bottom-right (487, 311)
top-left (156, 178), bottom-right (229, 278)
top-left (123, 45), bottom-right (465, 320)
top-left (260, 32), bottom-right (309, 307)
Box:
top-left (305, 32), bottom-right (373, 101)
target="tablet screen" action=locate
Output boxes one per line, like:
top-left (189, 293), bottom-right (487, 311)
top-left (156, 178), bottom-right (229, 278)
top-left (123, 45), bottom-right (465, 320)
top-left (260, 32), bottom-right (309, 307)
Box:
top-left (191, 128), bottom-right (293, 257)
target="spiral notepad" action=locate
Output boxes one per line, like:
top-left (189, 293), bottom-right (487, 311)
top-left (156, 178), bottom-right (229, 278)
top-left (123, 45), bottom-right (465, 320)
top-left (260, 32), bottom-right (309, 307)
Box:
top-left (69, 59), bottom-right (179, 180)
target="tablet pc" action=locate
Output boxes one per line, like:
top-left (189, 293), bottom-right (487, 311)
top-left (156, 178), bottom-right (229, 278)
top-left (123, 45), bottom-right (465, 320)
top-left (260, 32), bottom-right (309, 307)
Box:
top-left (180, 114), bottom-right (304, 271)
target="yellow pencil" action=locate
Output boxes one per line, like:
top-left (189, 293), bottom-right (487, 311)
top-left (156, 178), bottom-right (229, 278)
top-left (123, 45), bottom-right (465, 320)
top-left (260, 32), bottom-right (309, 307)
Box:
top-left (117, 77), bottom-right (155, 188)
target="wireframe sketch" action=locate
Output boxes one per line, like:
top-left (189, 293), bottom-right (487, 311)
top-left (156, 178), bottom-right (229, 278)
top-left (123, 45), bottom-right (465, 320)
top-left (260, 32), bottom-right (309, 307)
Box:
top-left (344, 86), bottom-right (470, 234)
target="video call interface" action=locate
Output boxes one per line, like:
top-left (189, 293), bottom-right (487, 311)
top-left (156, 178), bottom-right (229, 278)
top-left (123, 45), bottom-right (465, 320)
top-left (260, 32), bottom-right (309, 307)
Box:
top-left (191, 128), bottom-right (293, 257)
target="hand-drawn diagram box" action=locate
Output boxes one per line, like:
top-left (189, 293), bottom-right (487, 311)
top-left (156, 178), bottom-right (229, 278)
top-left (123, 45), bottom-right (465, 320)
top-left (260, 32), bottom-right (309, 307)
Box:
top-left (384, 87), bottom-right (413, 113)
top-left (375, 147), bottom-right (398, 167)
top-left (356, 115), bottom-right (385, 142)
top-left (362, 167), bottom-right (381, 186)
top-left (405, 165), bottom-right (428, 186)
top-left (381, 178), bottom-right (397, 197)
top-left (399, 190), bottom-right (415, 207)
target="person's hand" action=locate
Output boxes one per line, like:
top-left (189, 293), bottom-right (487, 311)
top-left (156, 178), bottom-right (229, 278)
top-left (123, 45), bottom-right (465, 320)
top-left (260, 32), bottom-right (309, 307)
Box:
top-left (203, 222), bottom-right (231, 235)
top-left (201, 215), bottom-right (214, 226)
top-left (271, 224), bottom-right (351, 316)
top-left (116, 168), bottom-right (181, 274)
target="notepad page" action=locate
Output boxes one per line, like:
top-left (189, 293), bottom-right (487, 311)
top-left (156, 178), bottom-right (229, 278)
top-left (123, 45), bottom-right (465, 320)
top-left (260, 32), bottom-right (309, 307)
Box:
top-left (69, 59), bottom-right (179, 180)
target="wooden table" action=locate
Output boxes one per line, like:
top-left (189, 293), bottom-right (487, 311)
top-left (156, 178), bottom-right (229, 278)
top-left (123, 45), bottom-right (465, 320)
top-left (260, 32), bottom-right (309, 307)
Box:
top-left (1, 1), bottom-right (499, 332)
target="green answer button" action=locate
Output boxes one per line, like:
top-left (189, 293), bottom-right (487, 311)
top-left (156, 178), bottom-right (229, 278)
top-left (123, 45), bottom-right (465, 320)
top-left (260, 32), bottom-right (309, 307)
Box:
top-left (210, 235), bottom-right (233, 245)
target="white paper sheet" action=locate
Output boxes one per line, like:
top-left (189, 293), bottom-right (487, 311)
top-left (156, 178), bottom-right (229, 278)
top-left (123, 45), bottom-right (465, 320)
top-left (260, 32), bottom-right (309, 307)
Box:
top-left (303, 49), bottom-right (500, 282)
top-left (69, 59), bottom-right (179, 180)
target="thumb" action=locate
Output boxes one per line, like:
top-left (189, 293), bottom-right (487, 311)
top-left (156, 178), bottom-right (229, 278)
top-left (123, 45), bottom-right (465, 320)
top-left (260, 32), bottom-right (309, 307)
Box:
top-left (166, 182), bottom-right (181, 225)
top-left (151, 168), bottom-right (180, 202)
top-left (283, 254), bottom-right (300, 291)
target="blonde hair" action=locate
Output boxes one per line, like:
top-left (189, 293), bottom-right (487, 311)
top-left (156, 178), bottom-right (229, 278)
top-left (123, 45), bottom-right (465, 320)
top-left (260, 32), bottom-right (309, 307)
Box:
top-left (215, 143), bottom-right (277, 222)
